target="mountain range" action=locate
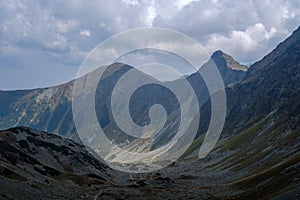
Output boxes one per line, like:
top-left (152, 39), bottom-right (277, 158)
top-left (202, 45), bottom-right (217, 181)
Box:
top-left (0, 49), bottom-right (247, 142)
top-left (0, 26), bottom-right (299, 199)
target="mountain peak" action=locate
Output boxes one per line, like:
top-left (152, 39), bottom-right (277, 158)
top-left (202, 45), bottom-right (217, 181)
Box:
top-left (212, 50), bottom-right (248, 72)
top-left (209, 50), bottom-right (248, 86)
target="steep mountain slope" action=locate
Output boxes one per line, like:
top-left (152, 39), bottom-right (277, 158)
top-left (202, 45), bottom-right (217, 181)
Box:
top-left (223, 26), bottom-right (300, 136)
top-left (0, 83), bottom-right (75, 139)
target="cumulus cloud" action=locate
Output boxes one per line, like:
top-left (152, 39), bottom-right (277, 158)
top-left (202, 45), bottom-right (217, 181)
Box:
top-left (153, 0), bottom-right (300, 63)
top-left (0, 0), bottom-right (299, 89)
top-left (205, 23), bottom-right (278, 62)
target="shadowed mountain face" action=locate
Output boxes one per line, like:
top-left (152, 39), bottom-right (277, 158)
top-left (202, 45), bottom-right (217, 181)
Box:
top-left (0, 50), bottom-right (246, 143)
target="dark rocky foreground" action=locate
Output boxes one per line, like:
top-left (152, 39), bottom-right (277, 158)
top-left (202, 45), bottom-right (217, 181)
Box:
top-left (0, 125), bottom-right (299, 200)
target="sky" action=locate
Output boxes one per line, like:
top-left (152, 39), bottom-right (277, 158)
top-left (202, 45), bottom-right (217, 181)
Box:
top-left (0, 0), bottom-right (299, 90)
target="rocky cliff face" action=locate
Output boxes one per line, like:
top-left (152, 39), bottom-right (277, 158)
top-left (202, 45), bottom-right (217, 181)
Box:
top-left (211, 50), bottom-right (247, 86)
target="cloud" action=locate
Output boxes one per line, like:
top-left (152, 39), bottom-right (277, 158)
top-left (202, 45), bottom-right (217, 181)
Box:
top-left (122, 0), bottom-right (139, 6)
top-left (0, 0), bottom-right (299, 89)
top-left (152, 0), bottom-right (300, 64)
top-left (204, 23), bottom-right (279, 63)
top-left (80, 29), bottom-right (91, 37)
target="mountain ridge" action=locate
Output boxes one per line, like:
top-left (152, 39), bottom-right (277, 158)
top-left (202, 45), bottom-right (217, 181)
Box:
top-left (0, 50), bottom-right (246, 141)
